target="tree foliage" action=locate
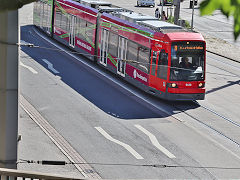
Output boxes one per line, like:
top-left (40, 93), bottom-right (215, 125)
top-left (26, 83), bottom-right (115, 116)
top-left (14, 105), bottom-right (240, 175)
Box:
top-left (200, 0), bottom-right (240, 40)
top-left (0, 0), bottom-right (36, 12)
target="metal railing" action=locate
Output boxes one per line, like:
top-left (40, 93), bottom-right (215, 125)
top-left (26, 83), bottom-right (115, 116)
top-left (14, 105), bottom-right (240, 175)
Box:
top-left (0, 168), bottom-right (83, 180)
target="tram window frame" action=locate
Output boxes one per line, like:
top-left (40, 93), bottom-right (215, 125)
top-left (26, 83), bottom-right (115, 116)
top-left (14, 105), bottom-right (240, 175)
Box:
top-left (127, 40), bottom-right (138, 68)
top-left (157, 50), bottom-right (168, 80)
top-left (108, 31), bottom-right (118, 58)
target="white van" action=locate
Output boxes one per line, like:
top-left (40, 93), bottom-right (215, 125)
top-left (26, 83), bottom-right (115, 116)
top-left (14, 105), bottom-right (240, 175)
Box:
top-left (137, 0), bottom-right (155, 7)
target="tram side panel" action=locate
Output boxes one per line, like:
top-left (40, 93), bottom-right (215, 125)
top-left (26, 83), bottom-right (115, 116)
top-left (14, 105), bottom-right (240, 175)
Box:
top-left (53, 0), bottom-right (98, 61)
top-left (33, 0), bottom-right (176, 100)
top-left (33, 0), bottom-right (54, 36)
top-left (97, 14), bottom-right (155, 94)
top-left (34, 0), bottom-right (206, 101)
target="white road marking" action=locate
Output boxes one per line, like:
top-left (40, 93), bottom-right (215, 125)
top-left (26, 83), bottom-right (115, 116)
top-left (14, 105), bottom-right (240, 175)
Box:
top-left (20, 61), bottom-right (38, 74)
top-left (135, 124), bottom-right (176, 159)
top-left (95, 127), bottom-right (144, 160)
top-left (42, 59), bottom-right (59, 74)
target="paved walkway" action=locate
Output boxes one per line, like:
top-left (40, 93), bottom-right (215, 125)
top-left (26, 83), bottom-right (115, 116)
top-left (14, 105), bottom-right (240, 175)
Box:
top-left (18, 4), bottom-right (84, 178)
top-left (200, 31), bottom-right (240, 62)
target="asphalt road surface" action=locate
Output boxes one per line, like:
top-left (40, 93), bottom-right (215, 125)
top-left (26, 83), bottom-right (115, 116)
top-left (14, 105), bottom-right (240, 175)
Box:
top-left (18, 2), bottom-right (240, 179)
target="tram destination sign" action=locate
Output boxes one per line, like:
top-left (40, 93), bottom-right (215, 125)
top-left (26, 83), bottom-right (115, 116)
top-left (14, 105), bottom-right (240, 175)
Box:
top-left (173, 43), bottom-right (204, 53)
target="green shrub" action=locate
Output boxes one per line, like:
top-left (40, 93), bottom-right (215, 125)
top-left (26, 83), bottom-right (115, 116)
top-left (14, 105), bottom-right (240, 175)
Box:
top-left (166, 16), bottom-right (174, 23)
top-left (166, 16), bottom-right (191, 29)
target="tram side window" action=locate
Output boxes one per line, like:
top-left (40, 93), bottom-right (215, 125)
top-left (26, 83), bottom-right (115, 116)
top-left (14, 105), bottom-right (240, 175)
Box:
top-left (108, 32), bottom-right (118, 58)
top-left (151, 51), bottom-right (157, 76)
top-left (33, 1), bottom-right (40, 25)
top-left (138, 46), bottom-right (150, 73)
top-left (86, 21), bottom-right (94, 44)
top-left (61, 13), bottom-right (68, 32)
top-left (76, 17), bottom-right (81, 39)
top-left (55, 9), bottom-right (62, 29)
top-left (43, 2), bottom-right (48, 27)
top-left (41, 2), bottom-right (45, 26)
top-left (157, 50), bottom-right (168, 80)
top-left (76, 18), bottom-right (87, 42)
top-left (67, 14), bottom-right (71, 32)
top-left (46, 3), bottom-right (52, 29)
top-left (127, 41), bottom-right (138, 68)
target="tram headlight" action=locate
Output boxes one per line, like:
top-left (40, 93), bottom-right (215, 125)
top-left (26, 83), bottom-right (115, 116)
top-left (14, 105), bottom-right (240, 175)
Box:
top-left (198, 82), bottom-right (205, 88)
top-left (168, 83), bottom-right (178, 88)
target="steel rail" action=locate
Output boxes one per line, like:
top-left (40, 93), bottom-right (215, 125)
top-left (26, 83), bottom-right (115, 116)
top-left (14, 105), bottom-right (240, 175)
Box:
top-left (169, 101), bottom-right (240, 147)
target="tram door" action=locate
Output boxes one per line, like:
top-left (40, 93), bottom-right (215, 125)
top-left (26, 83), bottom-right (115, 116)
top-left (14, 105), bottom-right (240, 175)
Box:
top-left (117, 36), bottom-right (127, 77)
top-left (150, 50), bottom-right (168, 92)
top-left (100, 29), bottom-right (109, 66)
top-left (69, 14), bottom-right (76, 48)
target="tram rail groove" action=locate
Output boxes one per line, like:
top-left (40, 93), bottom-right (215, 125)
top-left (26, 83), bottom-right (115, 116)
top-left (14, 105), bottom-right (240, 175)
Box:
top-left (193, 101), bottom-right (240, 128)
top-left (169, 100), bottom-right (240, 147)
top-left (206, 50), bottom-right (240, 64)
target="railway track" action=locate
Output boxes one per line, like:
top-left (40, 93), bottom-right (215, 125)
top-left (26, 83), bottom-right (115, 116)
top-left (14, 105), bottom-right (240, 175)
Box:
top-left (168, 100), bottom-right (240, 147)
top-left (29, 22), bottom-right (240, 150)
top-left (166, 53), bottom-right (240, 147)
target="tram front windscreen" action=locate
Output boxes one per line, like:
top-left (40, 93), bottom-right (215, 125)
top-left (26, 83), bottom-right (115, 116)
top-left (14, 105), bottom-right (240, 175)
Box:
top-left (170, 41), bottom-right (205, 81)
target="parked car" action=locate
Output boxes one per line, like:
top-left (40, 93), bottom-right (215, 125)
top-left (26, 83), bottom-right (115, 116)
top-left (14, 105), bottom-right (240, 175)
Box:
top-left (137, 0), bottom-right (155, 7)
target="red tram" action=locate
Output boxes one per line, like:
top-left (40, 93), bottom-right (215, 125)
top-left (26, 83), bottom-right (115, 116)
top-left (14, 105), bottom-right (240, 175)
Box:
top-left (33, 0), bottom-right (206, 100)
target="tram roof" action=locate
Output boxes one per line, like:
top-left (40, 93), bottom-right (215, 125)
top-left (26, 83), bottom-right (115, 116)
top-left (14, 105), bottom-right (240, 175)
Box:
top-left (60, 0), bottom-right (99, 14)
top-left (117, 12), bottom-right (158, 22)
top-left (98, 6), bottom-right (124, 12)
top-left (77, 0), bottom-right (112, 6)
top-left (137, 20), bottom-right (187, 33)
top-left (102, 12), bottom-right (155, 34)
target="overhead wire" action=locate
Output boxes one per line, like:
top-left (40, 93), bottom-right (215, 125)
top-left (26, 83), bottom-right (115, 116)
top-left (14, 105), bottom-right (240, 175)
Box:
top-left (18, 41), bottom-right (239, 76)
top-left (17, 159), bottom-right (240, 170)
top-left (13, 41), bottom-right (199, 72)
top-left (2, 40), bottom-right (238, 77)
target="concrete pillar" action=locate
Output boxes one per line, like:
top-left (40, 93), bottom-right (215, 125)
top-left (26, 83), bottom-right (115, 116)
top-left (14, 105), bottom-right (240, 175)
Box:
top-left (0, 10), bottom-right (19, 169)
top-left (174, 0), bottom-right (180, 25)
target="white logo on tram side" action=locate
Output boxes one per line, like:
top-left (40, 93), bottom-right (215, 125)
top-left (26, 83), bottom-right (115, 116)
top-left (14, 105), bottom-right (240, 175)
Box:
top-left (133, 69), bottom-right (147, 82)
top-left (77, 40), bottom-right (92, 51)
